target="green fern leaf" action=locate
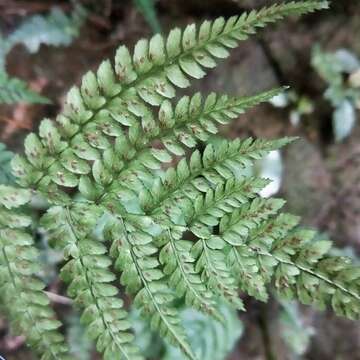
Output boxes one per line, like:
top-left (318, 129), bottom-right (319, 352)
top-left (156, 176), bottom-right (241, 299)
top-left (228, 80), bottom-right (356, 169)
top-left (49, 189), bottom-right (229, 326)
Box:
top-left (0, 186), bottom-right (70, 359)
top-left (0, 142), bottom-right (15, 185)
top-left (5, 3), bottom-right (357, 360)
top-left (164, 302), bottom-right (243, 360)
top-left (5, 6), bottom-right (86, 54)
top-left (11, 2), bottom-right (327, 193)
top-left (148, 137), bottom-right (294, 225)
top-left (0, 71), bottom-right (50, 104)
top-left (269, 230), bottom-right (360, 319)
top-left (192, 239), bottom-right (244, 310)
top-left (105, 216), bottom-right (197, 360)
top-left (160, 231), bottom-right (222, 319)
top-left (41, 204), bottom-right (143, 360)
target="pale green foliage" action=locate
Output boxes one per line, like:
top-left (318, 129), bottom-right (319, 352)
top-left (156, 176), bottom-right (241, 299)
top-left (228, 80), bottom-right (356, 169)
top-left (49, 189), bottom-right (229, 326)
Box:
top-left (164, 302), bottom-right (243, 360)
top-left (4, 6), bottom-right (86, 54)
top-left (0, 142), bottom-right (15, 185)
top-left (131, 301), bottom-right (243, 359)
top-left (3, 2), bottom-right (359, 360)
top-left (278, 300), bottom-right (314, 356)
top-left (0, 186), bottom-right (70, 359)
top-left (42, 204), bottom-right (143, 360)
top-left (0, 5), bottom-right (86, 104)
top-left (312, 45), bottom-right (360, 141)
top-left (66, 313), bottom-right (93, 360)
top-left (0, 72), bottom-right (50, 104)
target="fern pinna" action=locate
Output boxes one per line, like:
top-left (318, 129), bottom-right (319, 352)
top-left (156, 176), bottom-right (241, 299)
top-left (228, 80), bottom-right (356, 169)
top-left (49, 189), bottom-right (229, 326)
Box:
top-left (2, 1), bottom-right (359, 359)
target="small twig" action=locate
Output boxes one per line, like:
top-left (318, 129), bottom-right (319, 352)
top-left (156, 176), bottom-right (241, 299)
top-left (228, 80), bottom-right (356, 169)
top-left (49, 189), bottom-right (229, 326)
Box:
top-left (45, 291), bottom-right (73, 305)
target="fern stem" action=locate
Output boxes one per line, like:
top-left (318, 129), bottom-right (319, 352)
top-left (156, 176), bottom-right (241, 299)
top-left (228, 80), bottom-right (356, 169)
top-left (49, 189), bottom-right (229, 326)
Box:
top-left (1, 247), bottom-right (16, 287)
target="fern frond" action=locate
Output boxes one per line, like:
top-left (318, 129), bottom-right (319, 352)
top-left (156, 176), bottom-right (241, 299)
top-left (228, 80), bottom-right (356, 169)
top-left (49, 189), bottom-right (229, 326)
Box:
top-left (148, 137), bottom-right (294, 222)
top-left (264, 229), bottom-right (360, 319)
top-left (192, 239), bottom-right (244, 309)
top-left (153, 175), bottom-right (268, 300)
top-left (111, 1), bottom-right (327, 107)
top-left (6, 6), bottom-right (86, 54)
top-left (159, 231), bottom-right (221, 318)
top-left (106, 87), bottom-right (285, 190)
top-left (41, 204), bottom-right (143, 360)
top-left (183, 199), bottom-right (289, 304)
top-left (11, 87), bottom-right (282, 198)
top-left (81, 88), bottom-right (284, 198)
top-left (106, 216), bottom-right (197, 360)
top-left (220, 197), bottom-right (286, 247)
top-left (143, 177), bottom-right (268, 315)
top-left (221, 198), bottom-right (285, 300)
top-left (11, 1), bottom-right (325, 192)
top-left (187, 176), bottom-right (270, 237)
top-left (5, 3), bottom-right (356, 360)
top-left (159, 176), bottom-right (270, 307)
top-left (0, 142), bottom-right (15, 185)
top-left (0, 186), bottom-right (70, 359)
top-left (0, 71), bottom-right (50, 104)
top-left (243, 213), bottom-right (301, 284)
top-left (164, 301), bottom-right (243, 360)
top-left (223, 209), bottom-right (360, 318)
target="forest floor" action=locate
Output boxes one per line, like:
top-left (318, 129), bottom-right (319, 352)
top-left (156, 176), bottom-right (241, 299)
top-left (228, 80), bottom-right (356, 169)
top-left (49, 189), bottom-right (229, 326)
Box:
top-left (1, 0), bottom-right (360, 359)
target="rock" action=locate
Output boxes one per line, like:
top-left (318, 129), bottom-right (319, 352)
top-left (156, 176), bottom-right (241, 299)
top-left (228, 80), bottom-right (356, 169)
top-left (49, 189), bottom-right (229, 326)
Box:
top-left (282, 138), bottom-right (332, 226)
top-left (325, 125), bottom-right (360, 250)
